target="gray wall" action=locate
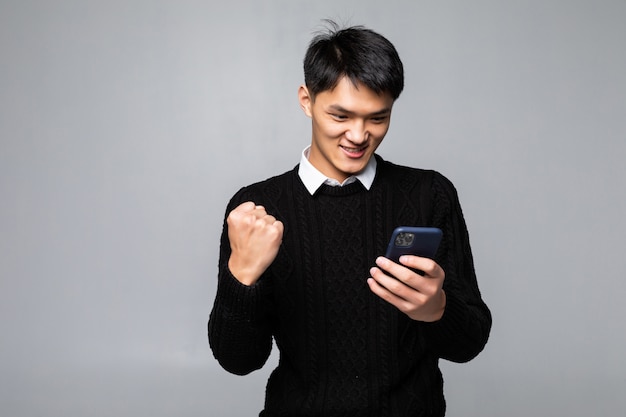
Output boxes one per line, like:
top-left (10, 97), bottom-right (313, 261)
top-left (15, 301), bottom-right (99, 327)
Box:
top-left (1, 1), bottom-right (625, 416)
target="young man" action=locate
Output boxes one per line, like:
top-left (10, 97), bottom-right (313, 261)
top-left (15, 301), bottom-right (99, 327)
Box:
top-left (208, 22), bottom-right (491, 417)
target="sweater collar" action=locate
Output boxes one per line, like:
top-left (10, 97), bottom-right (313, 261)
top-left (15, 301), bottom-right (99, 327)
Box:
top-left (297, 146), bottom-right (377, 195)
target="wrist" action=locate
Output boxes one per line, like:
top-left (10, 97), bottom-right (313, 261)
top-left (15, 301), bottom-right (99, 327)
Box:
top-left (228, 257), bottom-right (261, 286)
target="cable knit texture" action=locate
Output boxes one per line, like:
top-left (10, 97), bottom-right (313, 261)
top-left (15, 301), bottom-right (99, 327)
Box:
top-left (208, 155), bottom-right (491, 417)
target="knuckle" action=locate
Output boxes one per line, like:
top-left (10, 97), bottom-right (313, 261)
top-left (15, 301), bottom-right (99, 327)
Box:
top-left (226, 213), bottom-right (240, 226)
top-left (268, 226), bottom-right (280, 238)
top-left (385, 278), bottom-right (404, 293)
top-left (421, 260), bottom-right (437, 275)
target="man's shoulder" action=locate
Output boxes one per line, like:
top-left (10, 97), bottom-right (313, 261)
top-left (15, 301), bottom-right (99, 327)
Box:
top-left (375, 155), bottom-right (457, 194)
top-left (227, 166), bottom-right (300, 208)
top-left (376, 155), bottom-right (443, 181)
top-left (244, 166), bottom-right (298, 189)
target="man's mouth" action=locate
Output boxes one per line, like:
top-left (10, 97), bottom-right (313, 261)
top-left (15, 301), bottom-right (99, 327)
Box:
top-left (340, 145), bottom-right (368, 157)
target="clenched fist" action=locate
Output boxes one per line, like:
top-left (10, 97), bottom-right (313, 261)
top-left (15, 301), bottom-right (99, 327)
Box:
top-left (227, 201), bottom-right (284, 286)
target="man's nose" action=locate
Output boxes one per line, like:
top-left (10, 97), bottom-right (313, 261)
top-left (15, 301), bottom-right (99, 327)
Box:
top-left (345, 120), bottom-right (368, 143)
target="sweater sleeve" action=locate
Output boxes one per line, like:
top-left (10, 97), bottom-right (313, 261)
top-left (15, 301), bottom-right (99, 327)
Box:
top-left (420, 173), bottom-right (492, 363)
top-left (208, 188), bottom-right (274, 375)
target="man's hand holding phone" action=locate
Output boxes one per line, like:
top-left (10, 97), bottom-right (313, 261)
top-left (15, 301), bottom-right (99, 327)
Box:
top-left (367, 226), bottom-right (446, 322)
top-left (367, 255), bottom-right (446, 322)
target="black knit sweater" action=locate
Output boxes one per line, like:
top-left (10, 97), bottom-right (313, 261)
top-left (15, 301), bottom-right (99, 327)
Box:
top-left (208, 156), bottom-right (491, 417)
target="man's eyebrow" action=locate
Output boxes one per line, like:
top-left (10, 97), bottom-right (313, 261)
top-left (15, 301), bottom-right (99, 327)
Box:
top-left (327, 104), bottom-right (392, 116)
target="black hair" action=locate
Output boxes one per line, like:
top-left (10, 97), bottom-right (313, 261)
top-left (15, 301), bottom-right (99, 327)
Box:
top-left (303, 20), bottom-right (404, 100)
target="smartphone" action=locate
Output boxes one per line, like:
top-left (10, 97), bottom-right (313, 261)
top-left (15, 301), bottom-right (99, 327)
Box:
top-left (385, 226), bottom-right (442, 262)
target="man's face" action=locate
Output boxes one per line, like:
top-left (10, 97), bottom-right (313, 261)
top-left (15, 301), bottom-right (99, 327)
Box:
top-left (299, 77), bottom-right (395, 183)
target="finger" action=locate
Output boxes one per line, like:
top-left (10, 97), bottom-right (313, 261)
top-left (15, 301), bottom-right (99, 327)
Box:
top-left (375, 257), bottom-right (443, 295)
top-left (397, 255), bottom-right (444, 279)
top-left (261, 214), bottom-right (277, 224)
top-left (369, 266), bottom-right (415, 301)
top-left (368, 267), bottom-right (441, 315)
top-left (274, 220), bottom-right (284, 233)
top-left (375, 257), bottom-right (416, 284)
top-left (236, 201), bottom-right (257, 213)
top-left (269, 220), bottom-right (284, 243)
top-left (367, 276), bottom-right (419, 311)
top-left (243, 205), bottom-right (269, 222)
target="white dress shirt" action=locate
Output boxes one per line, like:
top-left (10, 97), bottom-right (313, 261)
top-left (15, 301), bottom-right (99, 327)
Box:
top-left (297, 146), bottom-right (377, 195)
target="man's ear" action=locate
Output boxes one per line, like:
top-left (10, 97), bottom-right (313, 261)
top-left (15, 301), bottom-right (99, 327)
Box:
top-left (298, 85), bottom-right (313, 117)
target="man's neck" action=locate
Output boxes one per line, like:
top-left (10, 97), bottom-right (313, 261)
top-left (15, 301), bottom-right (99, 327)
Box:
top-left (297, 146), bottom-right (377, 195)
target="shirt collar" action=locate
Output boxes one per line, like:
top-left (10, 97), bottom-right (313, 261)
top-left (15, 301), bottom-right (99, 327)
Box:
top-left (297, 146), bottom-right (377, 195)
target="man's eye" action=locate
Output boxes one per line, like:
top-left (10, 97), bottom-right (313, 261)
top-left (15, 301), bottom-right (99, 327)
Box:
top-left (331, 114), bottom-right (348, 121)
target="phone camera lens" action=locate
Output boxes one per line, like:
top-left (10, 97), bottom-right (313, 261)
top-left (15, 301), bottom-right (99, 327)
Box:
top-left (395, 232), bottom-right (415, 247)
